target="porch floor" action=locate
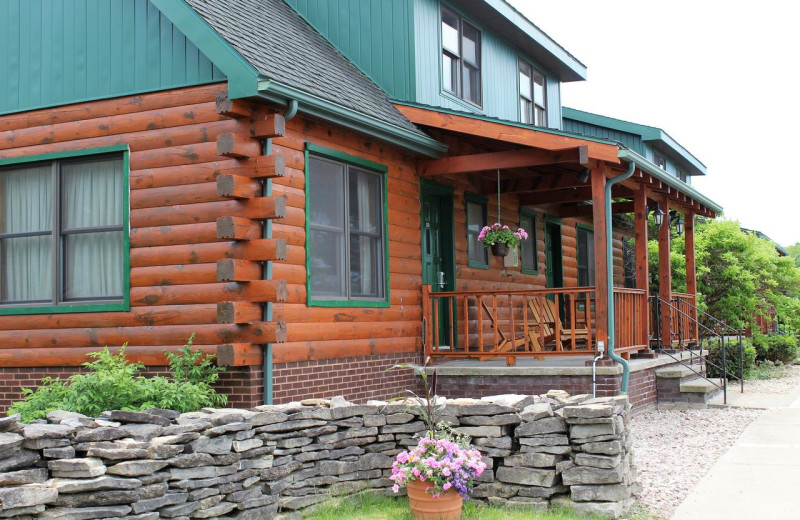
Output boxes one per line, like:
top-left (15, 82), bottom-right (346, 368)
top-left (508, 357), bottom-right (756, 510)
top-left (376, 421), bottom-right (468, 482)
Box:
top-left (428, 351), bottom-right (695, 376)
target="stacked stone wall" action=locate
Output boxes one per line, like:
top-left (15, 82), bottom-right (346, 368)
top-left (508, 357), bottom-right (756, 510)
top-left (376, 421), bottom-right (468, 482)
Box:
top-left (0, 391), bottom-right (638, 520)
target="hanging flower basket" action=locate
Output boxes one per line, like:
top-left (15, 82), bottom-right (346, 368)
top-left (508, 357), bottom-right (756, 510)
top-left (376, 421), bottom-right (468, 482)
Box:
top-left (490, 242), bottom-right (509, 257)
top-left (478, 223), bottom-right (527, 260)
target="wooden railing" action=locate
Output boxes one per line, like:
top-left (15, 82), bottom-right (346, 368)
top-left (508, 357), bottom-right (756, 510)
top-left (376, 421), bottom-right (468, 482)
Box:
top-left (613, 288), bottom-right (649, 353)
top-left (422, 285), bottom-right (649, 365)
top-left (671, 292), bottom-right (698, 345)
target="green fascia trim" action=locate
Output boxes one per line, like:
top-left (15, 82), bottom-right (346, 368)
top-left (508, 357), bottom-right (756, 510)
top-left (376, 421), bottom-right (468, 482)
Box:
top-left (0, 145), bottom-right (131, 316)
top-left (577, 222), bottom-right (594, 233)
top-left (563, 107), bottom-right (707, 175)
top-left (617, 149), bottom-right (723, 214)
top-left (304, 145), bottom-right (391, 308)
top-left (151, 0), bottom-right (260, 99)
top-left (393, 100), bottom-right (620, 147)
top-left (545, 215), bottom-right (563, 225)
top-left (258, 81), bottom-right (447, 158)
top-left (420, 178), bottom-right (455, 196)
top-left (520, 207), bottom-right (538, 275)
top-left (465, 192), bottom-right (490, 269)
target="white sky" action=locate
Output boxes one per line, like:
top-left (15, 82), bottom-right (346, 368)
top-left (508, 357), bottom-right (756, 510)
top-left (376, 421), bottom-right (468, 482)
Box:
top-left (509, 0), bottom-right (800, 246)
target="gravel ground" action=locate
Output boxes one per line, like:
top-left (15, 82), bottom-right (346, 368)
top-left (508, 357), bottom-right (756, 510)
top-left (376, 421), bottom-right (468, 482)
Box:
top-left (629, 366), bottom-right (800, 519)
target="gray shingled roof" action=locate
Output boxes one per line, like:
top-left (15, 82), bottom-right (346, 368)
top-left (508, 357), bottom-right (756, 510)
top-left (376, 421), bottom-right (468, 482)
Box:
top-left (184, 0), bottom-right (425, 136)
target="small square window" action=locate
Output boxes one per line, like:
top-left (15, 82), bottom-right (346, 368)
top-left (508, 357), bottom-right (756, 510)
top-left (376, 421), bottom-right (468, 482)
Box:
top-left (653, 153), bottom-right (667, 170)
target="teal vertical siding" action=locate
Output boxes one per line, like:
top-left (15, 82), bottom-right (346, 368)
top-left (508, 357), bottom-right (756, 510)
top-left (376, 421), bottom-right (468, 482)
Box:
top-left (562, 118), bottom-right (645, 154)
top-left (0, 0), bottom-right (225, 115)
top-left (284, 0), bottom-right (415, 101)
top-left (413, 0), bottom-right (563, 128)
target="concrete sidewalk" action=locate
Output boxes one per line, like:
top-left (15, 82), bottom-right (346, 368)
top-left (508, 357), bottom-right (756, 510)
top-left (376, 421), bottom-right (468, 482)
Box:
top-left (670, 387), bottom-right (800, 519)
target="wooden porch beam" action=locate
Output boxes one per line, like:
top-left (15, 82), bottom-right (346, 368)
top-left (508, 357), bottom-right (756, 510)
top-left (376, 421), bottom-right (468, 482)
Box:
top-left (519, 186), bottom-right (592, 206)
top-left (634, 185), bottom-right (649, 296)
top-left (479, 171), bottom-right (588, 194)
top-left (685, 212), bottom-right (699, 340)
top-left (394, 104), bottom-right (621, 164)
top-left (558, 201), bottom-right (634, 218)
top-left (591, 165), bottom-right (609, 349)
top-left (419, 146), bottom-right (588, 177)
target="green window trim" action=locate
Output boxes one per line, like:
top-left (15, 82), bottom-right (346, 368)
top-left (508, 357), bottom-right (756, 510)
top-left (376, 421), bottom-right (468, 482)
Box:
top-left (0, 145), bottom-right (131, 316)
top-left (304, 143), bottom-right (390, 308)
top-left (520, 208), bottom-right (538, 275)
top-left (576, 223), bottom-right (595, 288)
top-left (465, 192), bottom-right (489, 269)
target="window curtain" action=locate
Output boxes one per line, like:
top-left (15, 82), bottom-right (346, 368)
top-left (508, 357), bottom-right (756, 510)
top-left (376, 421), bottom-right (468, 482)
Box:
top-left (351, 171), bottom-right (380, 297)
top-left (61, 158), bottom-right (123, 300)
top-left (0, 165), bottom-right (53, 302)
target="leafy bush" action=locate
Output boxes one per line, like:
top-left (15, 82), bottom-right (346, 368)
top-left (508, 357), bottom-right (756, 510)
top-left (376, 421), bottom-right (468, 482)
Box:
top-left (764, 334), bottom-right (799, 364)
top-left (706, 338), bottom-right (756, 380)
top-left (8, 340), bottom-right (227, 422)
top-left (751, 333), bottom-right (770, 362)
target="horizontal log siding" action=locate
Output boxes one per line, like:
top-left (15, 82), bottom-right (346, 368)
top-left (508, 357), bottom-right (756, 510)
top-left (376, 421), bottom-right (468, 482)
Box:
top-left (0, 84), bottom-right (288, 379)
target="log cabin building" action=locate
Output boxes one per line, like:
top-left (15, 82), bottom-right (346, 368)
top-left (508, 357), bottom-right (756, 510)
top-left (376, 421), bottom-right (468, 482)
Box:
top-left (0, 0), bottom-right (722, 411)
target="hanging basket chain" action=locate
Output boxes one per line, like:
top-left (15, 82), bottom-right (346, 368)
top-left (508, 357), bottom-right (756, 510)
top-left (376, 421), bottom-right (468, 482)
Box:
top-left (496, 169), bottom-right (501, 225)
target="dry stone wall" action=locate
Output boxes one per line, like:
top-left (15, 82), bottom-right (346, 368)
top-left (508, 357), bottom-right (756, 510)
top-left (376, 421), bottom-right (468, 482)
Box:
top-left (0, 391), bottom-right (639, 520)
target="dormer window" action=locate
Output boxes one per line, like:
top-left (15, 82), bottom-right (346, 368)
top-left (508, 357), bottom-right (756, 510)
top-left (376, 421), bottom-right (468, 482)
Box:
top-left (653, 153), bottom-right (667, 170)
top-left (441, 7), bottom-right (481, 106)
top-left (519, 60), bottom-right (546, 126)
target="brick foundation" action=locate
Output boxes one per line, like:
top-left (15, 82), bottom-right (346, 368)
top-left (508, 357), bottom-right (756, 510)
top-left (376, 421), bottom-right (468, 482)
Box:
top-left (272, 352), bottom-right (422, 404)
top-left (0, 365), bottom-right (263, 414)
top-left (436, 374), bottom-right (622, 401)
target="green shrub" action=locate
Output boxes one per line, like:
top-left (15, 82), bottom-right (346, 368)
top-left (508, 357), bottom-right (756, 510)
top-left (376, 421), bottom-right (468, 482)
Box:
top-left (8, 340), bottom-right (227, 422)
top-left (764, 334), bottom-right (799, 364)
top-left (706, 338), bottom-right (756, 379)
top-left (751, 333), bottom-right (770, 362)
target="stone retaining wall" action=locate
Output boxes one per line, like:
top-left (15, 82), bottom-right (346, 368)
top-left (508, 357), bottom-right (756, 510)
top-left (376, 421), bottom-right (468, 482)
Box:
top-left (0, 391), bottom-right (639, 520)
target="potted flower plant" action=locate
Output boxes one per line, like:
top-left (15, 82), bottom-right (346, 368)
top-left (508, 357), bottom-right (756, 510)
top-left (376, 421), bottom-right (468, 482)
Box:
top-left (477, 223), bottom-right (528, 257)
top-left (387, 361), bottom-right (486, 520)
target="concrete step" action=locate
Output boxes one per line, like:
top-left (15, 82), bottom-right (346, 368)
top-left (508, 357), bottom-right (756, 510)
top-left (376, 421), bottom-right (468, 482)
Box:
top-left (656, 365), bottom-right (702, 380)
top-left (680, 377), bottom-right (724, 394)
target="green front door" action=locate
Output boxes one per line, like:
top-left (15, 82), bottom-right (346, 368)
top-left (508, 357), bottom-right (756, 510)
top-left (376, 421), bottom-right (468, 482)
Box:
top-left (545, 219), bottom-right (563, 290)
top-left (421, 182), bottom-right (455, 348)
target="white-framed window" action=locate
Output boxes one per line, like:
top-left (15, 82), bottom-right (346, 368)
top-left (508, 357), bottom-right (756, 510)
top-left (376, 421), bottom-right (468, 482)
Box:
top-left (442, 6), bottom-right (481, 106)
top-left (519, 60), bottom-right (546, 126)
top-left (0, 152), bottom-right (126, 311)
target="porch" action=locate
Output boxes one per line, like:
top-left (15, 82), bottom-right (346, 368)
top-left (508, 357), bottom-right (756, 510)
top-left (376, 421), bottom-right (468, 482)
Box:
top-left (422, 285), bottom-right (698, 365)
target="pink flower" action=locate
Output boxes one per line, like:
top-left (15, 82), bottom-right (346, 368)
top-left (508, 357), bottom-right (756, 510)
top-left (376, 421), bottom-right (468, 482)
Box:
top-left (443, 482), bottom-right (452, 490)
top-left (392, 484), bottom-right (400, 493)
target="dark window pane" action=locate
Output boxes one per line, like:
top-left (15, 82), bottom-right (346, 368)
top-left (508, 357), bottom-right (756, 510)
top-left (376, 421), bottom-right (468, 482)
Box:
top-left (0, 164), bottom-right (52, 234)
top-left (442, 10), bottom-right (459, 55)
top-left (309, 228), bottom-right (346, 298)
top-left (462, 23), bottom-right (479, 65)
top-left (520, 214), bottom-right (536, 272)
top-left (521, 99), bottom-right (532, 124)
top-left (350, 234), bottom-right (382, 298)
top-left (62, 158), bottom-right (123, 229)
top-left (442, 53), bottom-right (457, 94)
top-left (309, 157), bottom-right (345, 229)
top-left (348, 169), bottom-right (381, 234)
top-left (467, 200), bottom-right (487, 265)
top-left (0, 235), bottom-right (53, 303)
top-left (63, 231), bottom-right (123, 300)
top-left (463, 64), bottom-right (480, 105)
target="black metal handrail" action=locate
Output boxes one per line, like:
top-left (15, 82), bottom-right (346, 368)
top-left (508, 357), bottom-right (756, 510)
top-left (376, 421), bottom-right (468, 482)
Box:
top-left (651, 295), bottom-right (744, 404)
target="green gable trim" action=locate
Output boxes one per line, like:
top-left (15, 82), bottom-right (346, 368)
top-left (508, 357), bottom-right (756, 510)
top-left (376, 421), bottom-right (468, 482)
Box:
top-left (304, 143), bottom-right (391, 309)
top-left (259, 81), bottom-right (447, 158)
top-left (150, 0), bottom-right (259, 99)
top-left (563, 107), bottom-right (707, 175)
top-left (0, 145), bottom-right (131, 316)
top-left (0, 0), bottom-right (226, 116)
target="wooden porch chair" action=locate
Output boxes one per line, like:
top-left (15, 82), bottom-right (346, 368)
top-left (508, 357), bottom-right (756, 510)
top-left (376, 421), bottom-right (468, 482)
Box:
top-left (478, 300), bottom-right (538, 358)
top-left (526, 298), bottom-right (590, 350)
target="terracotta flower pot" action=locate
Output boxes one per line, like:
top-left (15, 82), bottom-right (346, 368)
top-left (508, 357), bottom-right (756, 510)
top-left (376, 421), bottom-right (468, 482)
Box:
top-left (490, 242), bottom-right (509, 257)
top-left (406, 480), bottom-right (463, 520)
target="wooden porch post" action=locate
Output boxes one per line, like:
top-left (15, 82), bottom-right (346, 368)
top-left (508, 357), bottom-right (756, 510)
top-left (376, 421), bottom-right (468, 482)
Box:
top-left (634, 184), bottom-right (650, 349)
top-left (658, 194), bottom-right (672, 347)
top-left (591, 163), bottom-right (609, 351)
top-left (684, 213), bottom-right (698, 341)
